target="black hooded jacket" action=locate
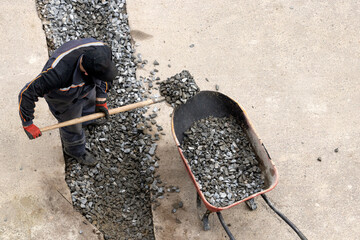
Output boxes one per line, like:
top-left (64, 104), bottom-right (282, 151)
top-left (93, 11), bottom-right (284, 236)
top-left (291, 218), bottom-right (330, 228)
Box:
top-left (18, 38), bottom-right (110, 126)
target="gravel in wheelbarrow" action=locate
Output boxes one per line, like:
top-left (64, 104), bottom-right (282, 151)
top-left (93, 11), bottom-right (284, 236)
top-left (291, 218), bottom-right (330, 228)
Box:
top-left (172, 91), bottom-right (278, 212)
top-left (181, 115), bottom-right (265, 207)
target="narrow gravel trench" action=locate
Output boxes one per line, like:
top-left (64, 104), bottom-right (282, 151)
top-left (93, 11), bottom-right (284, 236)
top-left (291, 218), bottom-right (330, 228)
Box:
top-left (35, 1), bottom-right (162, 239)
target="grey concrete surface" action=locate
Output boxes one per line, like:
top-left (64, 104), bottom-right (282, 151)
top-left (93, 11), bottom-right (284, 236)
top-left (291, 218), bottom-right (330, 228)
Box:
top-left (127, 1), bottom-right (360, 239)
top-left (0, 1), bottom-right (101, 239)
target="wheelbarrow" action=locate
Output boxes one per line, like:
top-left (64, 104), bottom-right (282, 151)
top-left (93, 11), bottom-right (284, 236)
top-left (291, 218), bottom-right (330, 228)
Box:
top-left (171, 91), bottom-right (307, 240)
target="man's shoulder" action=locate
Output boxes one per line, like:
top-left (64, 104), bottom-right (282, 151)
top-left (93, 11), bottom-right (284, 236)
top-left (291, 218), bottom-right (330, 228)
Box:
top-left (48, 39), bottom-right (105, 68)
top-left (51, 38), bottom-right (104, 58)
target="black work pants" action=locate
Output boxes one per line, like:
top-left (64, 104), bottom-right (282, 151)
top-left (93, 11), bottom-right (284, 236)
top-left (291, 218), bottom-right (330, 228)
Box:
top-left (45, 89), bottom-right (95, 157)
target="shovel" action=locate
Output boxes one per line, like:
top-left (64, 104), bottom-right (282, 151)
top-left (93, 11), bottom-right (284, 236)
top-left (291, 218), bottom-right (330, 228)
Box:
top-left (40, 96), bottom-right (165, 132)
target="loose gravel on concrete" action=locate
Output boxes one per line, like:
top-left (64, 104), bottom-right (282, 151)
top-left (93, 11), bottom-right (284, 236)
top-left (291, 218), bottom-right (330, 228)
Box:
top-left (181, 116), bottom-right (265, 207)
top-left (35, 0), bottom-right (168, 239)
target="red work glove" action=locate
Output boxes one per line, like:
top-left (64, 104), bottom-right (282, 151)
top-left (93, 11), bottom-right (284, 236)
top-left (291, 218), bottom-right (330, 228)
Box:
top-left (23, 124), bottom-right (42, 140)
top-left (95, 100), bottom-right (109, 119)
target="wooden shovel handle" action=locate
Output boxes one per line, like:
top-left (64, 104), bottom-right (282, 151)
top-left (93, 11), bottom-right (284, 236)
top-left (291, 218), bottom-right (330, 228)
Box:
top-left (40, 97), bottom-right (165, 132)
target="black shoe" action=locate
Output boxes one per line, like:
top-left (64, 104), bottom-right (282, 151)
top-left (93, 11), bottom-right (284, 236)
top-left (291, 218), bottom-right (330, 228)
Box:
top-left (64, 150), bottom-right (98, 167)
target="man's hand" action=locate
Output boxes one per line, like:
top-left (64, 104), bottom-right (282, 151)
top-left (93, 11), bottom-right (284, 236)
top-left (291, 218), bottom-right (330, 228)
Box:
top-left (95, 98), bottom-right (109, 119)
top-left (23, 124), bottom-right (42, 140)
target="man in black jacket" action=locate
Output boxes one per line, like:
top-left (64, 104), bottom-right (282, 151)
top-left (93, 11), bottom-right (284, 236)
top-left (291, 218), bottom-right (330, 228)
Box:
top-left (18, 38), bottom-right (118, 166)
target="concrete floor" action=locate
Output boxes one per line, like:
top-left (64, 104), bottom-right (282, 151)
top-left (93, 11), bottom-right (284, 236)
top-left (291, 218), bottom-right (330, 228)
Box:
top-left (127, 1), bottom-right (360, 239)
top-left (1, 1), bottom-right (359, 239)
top-left (0, 1), bottom-right (101, 239)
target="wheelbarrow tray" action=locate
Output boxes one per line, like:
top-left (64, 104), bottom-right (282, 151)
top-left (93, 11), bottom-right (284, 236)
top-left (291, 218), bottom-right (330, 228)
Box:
top-left (171, 91), bottom-right (279, 212)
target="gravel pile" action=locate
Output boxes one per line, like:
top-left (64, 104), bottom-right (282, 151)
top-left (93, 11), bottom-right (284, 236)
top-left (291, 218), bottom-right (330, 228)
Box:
top-left (159, 70), bottom-right (200, 108)
top-left (36, 1), bottom-right (168, 239)
top-left (181, 116), bottom-right (265, 207)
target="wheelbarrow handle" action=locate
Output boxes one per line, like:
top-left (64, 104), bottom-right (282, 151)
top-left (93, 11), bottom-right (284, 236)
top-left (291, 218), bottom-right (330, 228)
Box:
top-left (40, 97), bottom-right (165, 132)
top-left (216, 212), bottom-right (236, 240)
top-left (261, 194), bottom-right (308, 240)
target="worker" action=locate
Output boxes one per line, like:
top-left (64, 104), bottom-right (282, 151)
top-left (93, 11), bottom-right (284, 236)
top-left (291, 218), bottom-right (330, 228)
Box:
top-left (18, 38), bottom-right (118, 166)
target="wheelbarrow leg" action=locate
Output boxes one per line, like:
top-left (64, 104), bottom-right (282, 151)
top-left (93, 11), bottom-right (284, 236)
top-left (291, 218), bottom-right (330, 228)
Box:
top-left (196, 192), bottom-right (201, 209)
top-left (245, 198), bottom-right (257, 210)
top-left (196, 192), bottom-right (212, 231)
top-left (202, 210), bottom-right (212, 231)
